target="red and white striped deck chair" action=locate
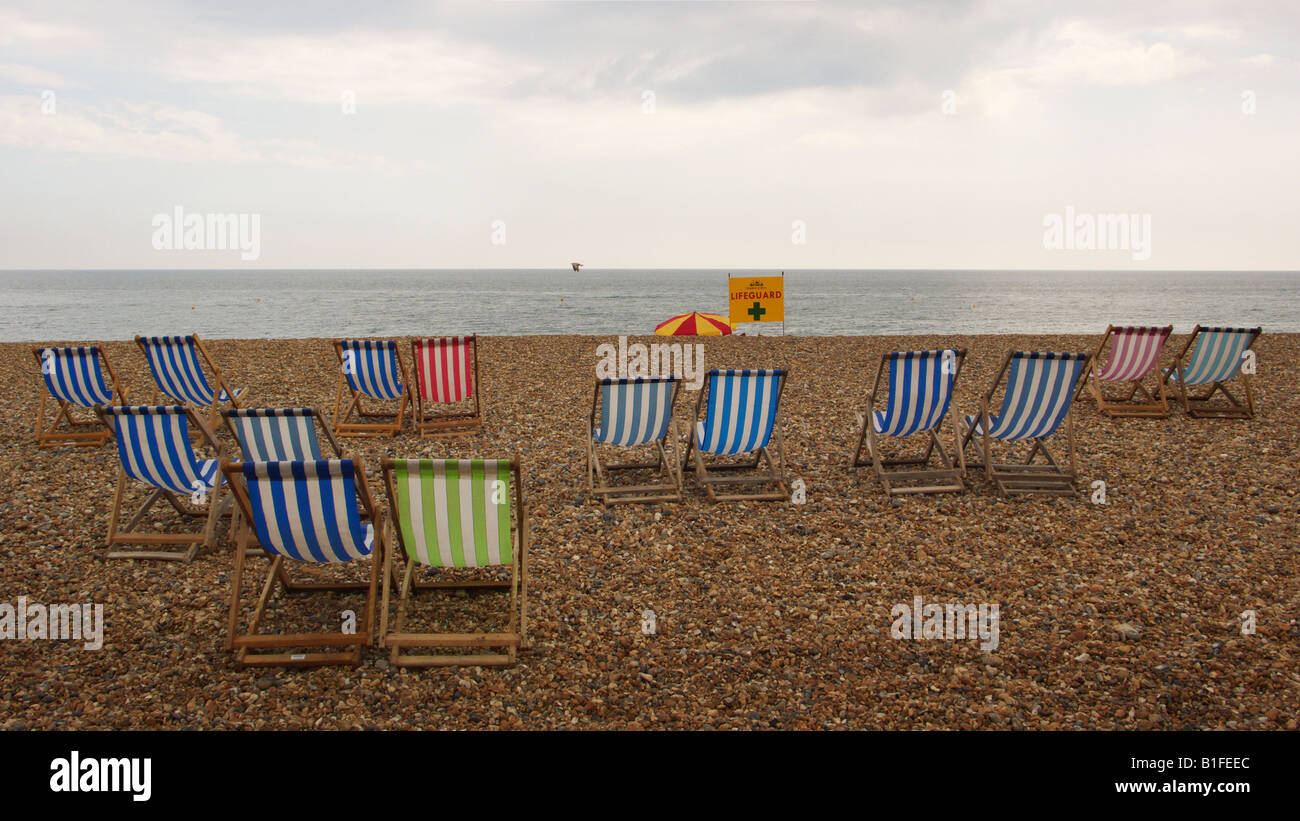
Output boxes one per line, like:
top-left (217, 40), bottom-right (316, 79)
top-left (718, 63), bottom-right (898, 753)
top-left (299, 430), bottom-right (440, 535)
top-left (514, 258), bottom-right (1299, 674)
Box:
top-left (411, 335), bottom-right (483, 436)
top-left (1077, 325), bottom-right (1173, 417)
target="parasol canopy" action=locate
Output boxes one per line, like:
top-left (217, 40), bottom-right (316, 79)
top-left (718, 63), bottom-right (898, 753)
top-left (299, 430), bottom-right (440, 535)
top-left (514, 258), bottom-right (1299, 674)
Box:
top-left (655, 312), bottom-right (732, 336)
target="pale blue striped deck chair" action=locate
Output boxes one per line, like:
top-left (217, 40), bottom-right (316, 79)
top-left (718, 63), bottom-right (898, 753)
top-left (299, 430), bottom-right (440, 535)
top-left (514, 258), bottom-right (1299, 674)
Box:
top-left (961, 351), bottom-right (1091, 495)
top-left (332, 338), bottom-right (411, 437)
top-left (685, 369), bottom-right (788, 502)
top-left (850, 349), bottom-right (967, 495)
top-left (222, 407), bottom-right (344, 462)
top-left (32, 345), bottom-right (128, 448)
top-left (220, 458), bottom-right (384, 667)
top-left (587, 377), bottom-right (683, 504)
top-left (94, 405), bottom-right (232, 561)
top-left (135, 334), bottom-right (245, 429)
top-left (379, 457), bottom-right (530, 667)
top-left (1161, 325), bottom-right (1262, 418)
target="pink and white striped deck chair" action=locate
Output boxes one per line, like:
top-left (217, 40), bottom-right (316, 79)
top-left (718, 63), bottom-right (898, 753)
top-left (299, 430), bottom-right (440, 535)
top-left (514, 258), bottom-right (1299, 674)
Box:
top-left (412, 335), bottom-right (483, 436)
top-left (1077, 325), bottom-right (1173, 417)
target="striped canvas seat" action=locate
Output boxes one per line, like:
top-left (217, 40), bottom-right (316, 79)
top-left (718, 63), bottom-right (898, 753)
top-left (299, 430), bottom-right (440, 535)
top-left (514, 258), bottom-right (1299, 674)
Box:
top-left (37, 346), bottom-right (114, 407)
top-left (696, 369), bottom-right (784, 455)
top-left (240, 460), bottom-right (375, 563)
top-left (379, 456), bottom-right (528, 666)
top-left (388, 459), bottom-right (514, 567)
top-left (226, 408), bottom-right (324, 461)
top-left (104, 406), bottom-right (223, 494)
top-left (1095, 326), bottom-right (1169, 382)
top-left (594, 378), bottom-right (677, 446)
top-left (965, 353), bottom-right (1088, 440)
top-left (341, 339), bottom-right (404, 400)
top-left (414, 337), bottom-right (474, 403)
top-left (872, 350), bottom-right (958, 436)
top-left (1166, 327), bottom-right (1256, 385)
top-left (139, 335), bottom-right (241, 405)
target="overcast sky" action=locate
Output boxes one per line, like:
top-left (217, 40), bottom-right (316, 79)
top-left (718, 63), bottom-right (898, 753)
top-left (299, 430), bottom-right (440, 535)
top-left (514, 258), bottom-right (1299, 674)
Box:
top-left (2, 0), bottom-right (1297, 270)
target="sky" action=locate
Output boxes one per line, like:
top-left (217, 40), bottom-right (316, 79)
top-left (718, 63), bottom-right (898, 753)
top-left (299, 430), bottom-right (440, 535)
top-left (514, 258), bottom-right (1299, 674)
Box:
top-left (1, 0), bottom-right (1297, 270)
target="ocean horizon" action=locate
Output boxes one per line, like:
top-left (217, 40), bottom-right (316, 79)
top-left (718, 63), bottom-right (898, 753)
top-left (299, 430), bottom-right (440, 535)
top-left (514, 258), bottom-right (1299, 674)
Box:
top-left (2, 268), bottom-right (1297, 342)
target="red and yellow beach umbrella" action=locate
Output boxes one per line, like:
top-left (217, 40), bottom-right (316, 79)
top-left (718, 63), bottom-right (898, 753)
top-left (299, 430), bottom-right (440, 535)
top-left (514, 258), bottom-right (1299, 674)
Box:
top-left (655, 312), bottom-right (732, 336)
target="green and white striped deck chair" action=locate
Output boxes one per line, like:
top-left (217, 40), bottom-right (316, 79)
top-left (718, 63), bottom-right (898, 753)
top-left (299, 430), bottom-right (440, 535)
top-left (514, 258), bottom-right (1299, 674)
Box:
top-left (380, 458), bottom-right (530, 667)
top-left (1160, 325), bottom-right (1262, 418)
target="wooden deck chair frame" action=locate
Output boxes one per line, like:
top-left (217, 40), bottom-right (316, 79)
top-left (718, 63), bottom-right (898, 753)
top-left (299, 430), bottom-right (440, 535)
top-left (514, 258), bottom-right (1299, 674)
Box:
top-left (849, 349), bottom-right (967, 495)
top-left (332, 338), bottom-right (412, 437)
top-left (587, 378), bottom-right (683, 505)
top-left (683, 370), bottom-right (789, 503)
top-left (94, 405), bottom-right (233, 562)
top-left (1160, 325), bottom-right (1262, 419)
top-left (961, 351), bottom-right (1091, 496)
top-left (221, 458), bottom-right (384, 668)
top-left (134, 333), bottom-right (245, 431)
top-left (412, 335), bottom-right (484, 436)
top-left (1076, 325), bottom-right (1173, 418)
top-left (379, 458), bottom-right (530, 667)
top-left (32, 345), bottom-right (128, 448)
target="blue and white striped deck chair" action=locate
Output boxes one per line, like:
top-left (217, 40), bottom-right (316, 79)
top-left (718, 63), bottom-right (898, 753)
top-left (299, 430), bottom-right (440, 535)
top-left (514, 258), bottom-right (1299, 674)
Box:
top-left (223, 407), bottom-right (343, 461)
top-left (850, 350), bottom-right (967, 495)
top-left (32, 345), bottom-right (127, 448)
top-left (1161, 325), bottom-right (1262, 418)
top-left (332, 338), bottom-right (411, 437)
top-left (587, 377), bottom-right (683, 504)
top-left (95, 405), bottom-right (231, 561)
top-left (220, 458), bottom-right (383, 667)
top-left (961, 351), bottom-right (1091, 495)
top-left (686, 369), bottom-right (788, 502)
top-left (135, 334), bottom-right (244, 428)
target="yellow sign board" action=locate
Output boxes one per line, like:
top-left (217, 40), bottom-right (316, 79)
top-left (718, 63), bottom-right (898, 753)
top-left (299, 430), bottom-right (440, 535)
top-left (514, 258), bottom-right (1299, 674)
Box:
top-left (728, 275), bottom-right (785, 324)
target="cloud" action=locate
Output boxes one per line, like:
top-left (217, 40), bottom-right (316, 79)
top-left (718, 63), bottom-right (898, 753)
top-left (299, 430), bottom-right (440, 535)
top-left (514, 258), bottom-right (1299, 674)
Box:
top-left (0, 9), bottom-right (100, 48)
top-left (163, 30), bottom-right (528, 107)
top-left (0, 62), bottom-right (81, 88)
top-left (0, 95), bottom-right (404, 172)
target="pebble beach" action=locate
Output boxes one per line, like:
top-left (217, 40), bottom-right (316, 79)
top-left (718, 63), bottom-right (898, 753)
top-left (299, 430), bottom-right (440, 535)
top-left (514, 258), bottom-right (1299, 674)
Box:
top-left (1, 332), bottom-right (1296, 730)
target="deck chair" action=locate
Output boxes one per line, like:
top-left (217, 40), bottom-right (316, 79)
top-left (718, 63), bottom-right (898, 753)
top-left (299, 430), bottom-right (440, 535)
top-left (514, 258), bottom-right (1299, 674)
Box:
top-left (222, 407), bottom-right (344, 461)
top-left (587, 377), bottom-right (683, 504)
top-left (94, 405), bottom-right (232, 561)
top-left (961, 352), bottom-right (1091, 496)
top-left (684, 369), bottom-right (788, 502)
top-left (332, 339), bottom-right (411, 437)
top-left (1160, 325), bottom-right (1262, 418)
top-left (136, 334), bottom-right (244, 429)
top-left (412, 335), bottom-right (484, 436)
top-left (32, 345), bottom-right (128, 447)
top-left (379, 458), bottom-right (530, 667)
top-left (1076, 325), bottom-right (1173, 417)
top-left (849, 349), bottom-right (967, 495)
top-left (221, 459), bottom-right (383, 667)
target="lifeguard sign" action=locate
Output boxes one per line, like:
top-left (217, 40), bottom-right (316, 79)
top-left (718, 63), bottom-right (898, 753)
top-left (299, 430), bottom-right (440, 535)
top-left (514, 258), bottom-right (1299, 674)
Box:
top-left (728, 274), bottom-right (785, 330)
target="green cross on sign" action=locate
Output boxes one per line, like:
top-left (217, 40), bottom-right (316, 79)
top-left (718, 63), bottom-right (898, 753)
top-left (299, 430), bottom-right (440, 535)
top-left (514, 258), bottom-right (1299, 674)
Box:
top-left (747, 302), bottom-right (766, 322)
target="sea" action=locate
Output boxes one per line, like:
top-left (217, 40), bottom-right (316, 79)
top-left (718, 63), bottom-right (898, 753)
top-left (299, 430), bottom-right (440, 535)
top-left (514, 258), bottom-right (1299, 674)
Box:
top-left (1, 269), bottom-right (1297, 342)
